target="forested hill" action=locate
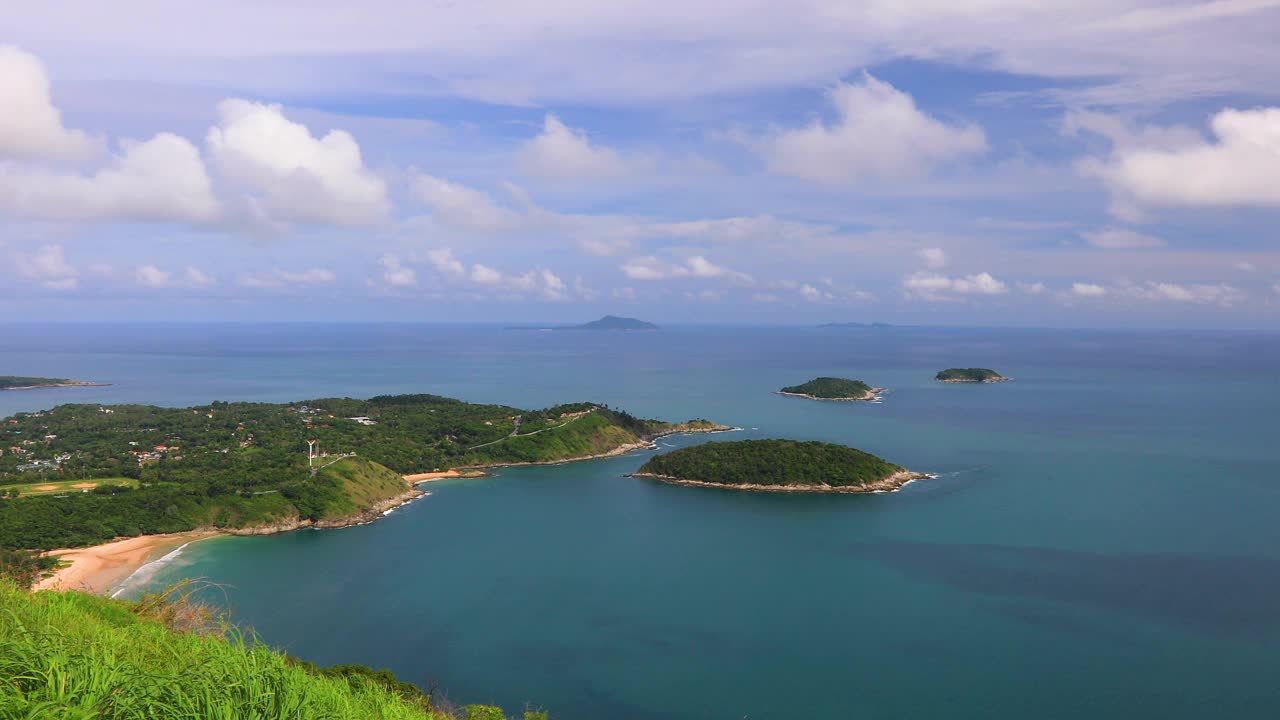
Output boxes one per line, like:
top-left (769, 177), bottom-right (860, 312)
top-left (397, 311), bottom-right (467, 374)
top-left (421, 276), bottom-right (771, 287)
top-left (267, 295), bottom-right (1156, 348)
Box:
top-left (0, 395), bottom-right (694, 550)
top-left (778, 377), bottom-right (876, 399)
top-left (635, 439), bottom-right (909, 490)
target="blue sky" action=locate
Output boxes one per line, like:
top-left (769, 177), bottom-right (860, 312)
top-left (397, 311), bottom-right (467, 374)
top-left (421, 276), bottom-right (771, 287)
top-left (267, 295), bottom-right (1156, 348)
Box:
top-left (2, 1), bottom-right (1279, 328)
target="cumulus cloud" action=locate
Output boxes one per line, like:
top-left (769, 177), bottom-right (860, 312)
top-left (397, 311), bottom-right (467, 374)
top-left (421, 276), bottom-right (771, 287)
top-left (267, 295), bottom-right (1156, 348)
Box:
top-left (1078, 107), bottom-right (1280, 215)
top-left (1127, 281), bottom-right (1244, 306)
top-left (0, 45), bottom-right (100, 162)
top-left (519, 114), bottom-right (632, 179)
top-left (1071, 282), bottom-right (1108, 297)
top-left (470, 264), bottom-right (504, 286)
top-left (916, 247), bottom-right (947, 269)
top-left (761, 73), bottom-right (987, 183)
top-left (426, 248), bottom-right (466, 277)
top-left (238, 267), bottom-right (337, 288)
top-left (134, 265), bottom-right (173, 288)
top-left (378, 255), bottom-right (416, 287)
top-left (620, 255), bottom-right (752, 283)
top-left (1017, 281), bottom-right (1046, 294)
top-left (1081, 227), bottom-right (1166, 249)
top-left (903, 270), bottom-right (1007, 300)
top-left (411, 173), bottom-right (523, 232)
top-left (0, 132), bottom-right (220, 223)
top-left (208, 99), bottom-right (389, 226)
top-left (14, 244), bottom-right (78, 289)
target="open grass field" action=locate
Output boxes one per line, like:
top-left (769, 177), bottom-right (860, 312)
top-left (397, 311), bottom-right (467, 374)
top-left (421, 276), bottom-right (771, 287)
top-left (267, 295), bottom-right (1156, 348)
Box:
top-left (0, 477), bottom-right (139, 498)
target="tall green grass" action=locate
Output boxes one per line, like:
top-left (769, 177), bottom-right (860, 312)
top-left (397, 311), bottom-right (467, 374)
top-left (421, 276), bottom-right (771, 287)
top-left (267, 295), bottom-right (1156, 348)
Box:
top-left (0, 582), bottom-right (539, 719)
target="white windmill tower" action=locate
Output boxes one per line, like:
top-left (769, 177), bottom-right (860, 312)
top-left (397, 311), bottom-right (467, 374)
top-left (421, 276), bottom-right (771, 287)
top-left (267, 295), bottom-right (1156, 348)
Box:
top-left (306, 439), bottom-right (318, 467)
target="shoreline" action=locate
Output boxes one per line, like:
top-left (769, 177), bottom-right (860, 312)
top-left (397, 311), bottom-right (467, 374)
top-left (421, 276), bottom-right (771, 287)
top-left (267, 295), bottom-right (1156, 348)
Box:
top-left (34, 425), bottom-right (736, 596)
top-left (628, 469), bottom-right (932, 494)
top-left (2, 380), bottom-right (112, 391)
top-left (453, 424), bottom-right (741, 471)
top-left (774, 388), bottom-right (884, 402)
top-left (34, 530), bottom-right (223, 595)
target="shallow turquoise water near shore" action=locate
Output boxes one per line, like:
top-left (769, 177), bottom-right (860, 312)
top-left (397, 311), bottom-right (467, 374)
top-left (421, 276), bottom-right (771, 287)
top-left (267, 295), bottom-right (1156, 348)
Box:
top-left (4, 324), bottom-right (1279, 718)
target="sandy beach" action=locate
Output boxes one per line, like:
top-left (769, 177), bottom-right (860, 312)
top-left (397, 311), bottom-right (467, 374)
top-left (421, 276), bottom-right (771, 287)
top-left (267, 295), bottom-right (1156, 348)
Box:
top-left (403, 469), bottom-right (490, 483)
top-left (34, 530), bottom-right (222, 595)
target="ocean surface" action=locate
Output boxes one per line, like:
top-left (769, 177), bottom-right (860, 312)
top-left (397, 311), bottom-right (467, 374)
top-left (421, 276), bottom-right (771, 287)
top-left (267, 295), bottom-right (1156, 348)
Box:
top-left (3, 323), bottom-right (1279, 719)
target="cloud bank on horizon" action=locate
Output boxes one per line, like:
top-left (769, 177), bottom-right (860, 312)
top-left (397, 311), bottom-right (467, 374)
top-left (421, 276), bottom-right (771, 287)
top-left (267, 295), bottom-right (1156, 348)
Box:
top-left (2, 1), bottom-right (1279, 327)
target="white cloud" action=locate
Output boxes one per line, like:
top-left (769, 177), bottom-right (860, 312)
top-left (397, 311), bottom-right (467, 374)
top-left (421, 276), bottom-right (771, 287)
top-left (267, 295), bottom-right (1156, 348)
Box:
top-left (470, 264), bottom-right (504, 285)
top-left (903, 270), bottom-right (1008, 300)
top-left (426, 248), bottom-right (466, 277)
top-left (761, 73), bottom-right (987, 183)
top-left (411, 173), bottom-right (522, 232)
top-left (519, 114), bottom-right (631, 179)
top-left (1079, 107), bottom-right (1280, 214)
top-left (207, 99), bottom-right (389, 226)
top-left (612, 286), bottom-right (636, 300)
top-left (14, 244), bottom-right (78, 289)
top-left (238, 268), bottom-right (336, 288)
top-left (620, 255), bottom-right (752, 283)
top-left (185, 265), bottom-right (216, 287)
top-left (134, 265), bottom-right (175, 288)
top-left (0, 133), bottom-right (219, 223)
top-left (1080, 227), bottom-right (1166, 249)
top-left (916, 247), bottom-right (947, 269)
top-left (1128, 281), bottom-right (1244, 306)
top-left (0, 45), bottom-right (100, 162)
top-left (799, 283), bottom-right (825, 302)
top-left (1017, 281), bottom-right (1046, 294)
top-left (1071, 282), bottom-right (1108, 297)
top-left (1234, 262), bottom-right (1256, 272)
top-left (379, 255), bottom-right (417, 287)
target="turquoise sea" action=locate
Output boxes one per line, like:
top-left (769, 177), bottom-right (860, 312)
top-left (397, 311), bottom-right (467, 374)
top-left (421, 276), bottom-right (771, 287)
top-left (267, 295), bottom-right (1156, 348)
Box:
top-left (2, 323), bottom-right (1278, 719)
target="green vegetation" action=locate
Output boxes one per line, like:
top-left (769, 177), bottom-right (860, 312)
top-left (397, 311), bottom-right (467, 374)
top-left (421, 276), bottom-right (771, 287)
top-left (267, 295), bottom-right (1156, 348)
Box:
top-left (1, 395), bottom-right (697, 550)
top-left (778, 377), bottom-right (876, 399)
top-left (636, 439), bottom-right (906, 488)
top-left (0, 376), bottom-right (93, 390)
top-left (0, 580), bottom-right (545, 719)
top-left (935, 368), bottom-right (1007, 383)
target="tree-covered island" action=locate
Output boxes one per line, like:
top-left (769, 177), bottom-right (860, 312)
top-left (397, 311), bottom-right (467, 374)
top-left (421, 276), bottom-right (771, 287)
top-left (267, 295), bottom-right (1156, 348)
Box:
top-left (632, 439), bottom-right (927, 493)
top-left (935, 368), bottom-right (1008, 383)
top-left (776, 377), bottom-right (882, 401)
top-left (0, 395), bottom-right (729, 550)
top-left (0, 376), bottom-right (109, 391)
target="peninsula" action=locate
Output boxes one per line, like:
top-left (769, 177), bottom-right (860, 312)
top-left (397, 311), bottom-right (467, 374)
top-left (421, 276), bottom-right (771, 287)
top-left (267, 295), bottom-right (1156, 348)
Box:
top-left (935, 368), bottom-right (1008, 383)
top-left (776, 377), bottom-right (882, 401)
top-left (0, 395), bottom-right (726, 561)
top-left (632, 439), bottom-right (927, 493)
top-left (506, 315), bottom-right (658, 331)
top-left (0, 376), bottom-right (109, 391)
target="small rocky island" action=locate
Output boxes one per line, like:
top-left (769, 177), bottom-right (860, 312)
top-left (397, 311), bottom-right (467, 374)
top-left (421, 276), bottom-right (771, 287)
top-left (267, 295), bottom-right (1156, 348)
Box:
top-left (935, 368), bottom-right (1008, 383)
top-left (631, 439), bottom-right (927, 493)
top-left (0, 376), bottom-right (108, 391)
top-left (776, 377), bottom-right (882, 401)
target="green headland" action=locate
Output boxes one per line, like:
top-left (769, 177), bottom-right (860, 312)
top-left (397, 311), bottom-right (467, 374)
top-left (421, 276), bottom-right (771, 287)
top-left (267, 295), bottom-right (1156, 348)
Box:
top-left (0, 376), bottom-right (107, 391)
top-left (776, 377), bottom-right (881, 401)
top-left (632, 439), bottom-right (925, 493)
top-left (935, 368), bottom-right (1008, 383)
top-left (0, 395), bottom-right (725, 551)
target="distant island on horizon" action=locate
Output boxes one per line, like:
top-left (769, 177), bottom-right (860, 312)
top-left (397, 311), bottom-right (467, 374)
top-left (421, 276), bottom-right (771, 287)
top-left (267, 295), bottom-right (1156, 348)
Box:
top-left (631, 439), bottom-right (927, 493)
top-left (0, 376), bottom-right (109, 391)
top-left (505, 315), bottom-right (658, 331)
top-left (935, 368), bottom-right (1008, 383)
top-left (818, 322), bottom-right (892, 328)
top-left (776, 377), bottom-right (883, 401)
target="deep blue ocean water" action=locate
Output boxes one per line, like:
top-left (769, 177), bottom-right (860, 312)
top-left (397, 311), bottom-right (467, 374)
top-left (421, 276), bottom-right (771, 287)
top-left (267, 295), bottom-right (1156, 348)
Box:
top-left (3, 323), bottom-right (1278, 719)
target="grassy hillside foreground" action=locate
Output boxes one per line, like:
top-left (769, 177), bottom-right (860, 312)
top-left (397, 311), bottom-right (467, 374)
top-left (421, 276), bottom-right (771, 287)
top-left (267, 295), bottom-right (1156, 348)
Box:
top-left (0, 581), bottom-right (544, 719)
